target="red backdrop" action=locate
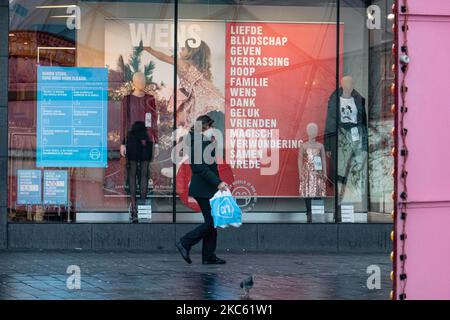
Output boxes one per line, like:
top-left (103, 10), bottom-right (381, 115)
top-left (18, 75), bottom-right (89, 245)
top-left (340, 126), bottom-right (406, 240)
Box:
top-left (225, 22), bottom-right (343, 196)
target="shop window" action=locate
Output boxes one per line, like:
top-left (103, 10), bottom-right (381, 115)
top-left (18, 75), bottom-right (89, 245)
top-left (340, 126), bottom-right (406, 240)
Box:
top-left (7, 0), bottom-right (393, 224)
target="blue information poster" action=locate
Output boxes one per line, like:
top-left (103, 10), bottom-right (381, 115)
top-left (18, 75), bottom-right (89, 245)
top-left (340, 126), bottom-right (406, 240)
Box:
top-left (17, 170), bottom-right (42, 205)
top-left (43, 170), bottom-right (68, 205)
top-left (37, 66), bottom-right (108, 167)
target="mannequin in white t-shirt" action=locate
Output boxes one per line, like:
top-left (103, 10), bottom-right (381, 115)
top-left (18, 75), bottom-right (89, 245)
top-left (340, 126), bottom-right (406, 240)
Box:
top-left (324, 75), bottom-right (369, 214)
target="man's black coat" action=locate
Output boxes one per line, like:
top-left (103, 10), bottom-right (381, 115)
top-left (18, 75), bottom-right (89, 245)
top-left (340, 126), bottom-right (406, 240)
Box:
top-left (187, 132), bottom-right (222, 199)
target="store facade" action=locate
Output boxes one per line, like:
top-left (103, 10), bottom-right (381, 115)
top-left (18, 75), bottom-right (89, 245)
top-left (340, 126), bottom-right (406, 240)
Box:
top-left (0, 0), bottom-right (394, 251)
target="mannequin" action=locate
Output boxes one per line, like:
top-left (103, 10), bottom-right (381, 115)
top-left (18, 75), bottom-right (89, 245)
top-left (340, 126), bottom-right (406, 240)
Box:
top-left (324, 75), bottom-right (368, 213)
top-left (120, 72), bottom-right (159, 223)
top-left (298, 123), bottom-right (327, 222)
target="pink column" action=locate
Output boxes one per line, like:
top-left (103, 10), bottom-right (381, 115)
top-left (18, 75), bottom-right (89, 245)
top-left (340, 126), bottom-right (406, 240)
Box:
top-left (395, 0), bottom-right (450, 300)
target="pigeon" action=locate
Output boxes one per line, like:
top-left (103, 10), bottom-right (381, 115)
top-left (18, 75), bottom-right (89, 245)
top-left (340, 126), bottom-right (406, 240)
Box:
top-left (240, 276), bottom-right (254, 298)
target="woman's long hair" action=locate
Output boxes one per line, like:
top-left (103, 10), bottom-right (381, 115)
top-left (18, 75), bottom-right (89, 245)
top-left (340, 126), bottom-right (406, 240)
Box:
top-left (183, 39), bottom-right (212, 81)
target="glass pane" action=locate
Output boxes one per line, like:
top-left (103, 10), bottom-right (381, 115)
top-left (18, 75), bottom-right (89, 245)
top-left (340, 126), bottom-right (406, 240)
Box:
top-left (8, 0), bottom-right (175, 223)
top-left (174, 0), bottom-right (338, 223)
top-left (336, 0), bottom-right (394, 223)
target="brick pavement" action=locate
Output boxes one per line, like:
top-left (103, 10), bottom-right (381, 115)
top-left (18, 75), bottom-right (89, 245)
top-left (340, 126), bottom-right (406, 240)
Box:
top-left (0, 251), bottom-right (391, 300)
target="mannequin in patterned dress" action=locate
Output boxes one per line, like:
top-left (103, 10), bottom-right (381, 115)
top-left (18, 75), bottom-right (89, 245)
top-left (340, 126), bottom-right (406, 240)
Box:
top-left (298, 123), bottom-right (328, 222)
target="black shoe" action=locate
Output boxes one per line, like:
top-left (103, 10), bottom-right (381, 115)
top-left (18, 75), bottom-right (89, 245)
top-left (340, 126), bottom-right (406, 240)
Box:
top-left (202, 256), bottom-right (226, 265)
top-left (176, 241), bottom-right (192, 264)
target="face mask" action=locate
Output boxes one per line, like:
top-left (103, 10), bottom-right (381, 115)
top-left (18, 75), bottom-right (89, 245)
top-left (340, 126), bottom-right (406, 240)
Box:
top-left (203, 128), bottom-right (214, 141)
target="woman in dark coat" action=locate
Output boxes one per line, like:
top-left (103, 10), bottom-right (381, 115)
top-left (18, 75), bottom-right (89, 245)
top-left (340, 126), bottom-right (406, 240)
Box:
top-left (176, 115), bottom-right (229, 265)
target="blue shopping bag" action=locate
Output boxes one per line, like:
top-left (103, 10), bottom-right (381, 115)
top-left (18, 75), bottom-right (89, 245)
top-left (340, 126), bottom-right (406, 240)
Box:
top-left (209, 190), bottom-right (242, 228)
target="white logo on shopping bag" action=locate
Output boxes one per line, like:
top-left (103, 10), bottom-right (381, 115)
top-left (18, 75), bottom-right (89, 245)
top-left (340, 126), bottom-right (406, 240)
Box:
top-left (219, 198), bottom-right (234, 218)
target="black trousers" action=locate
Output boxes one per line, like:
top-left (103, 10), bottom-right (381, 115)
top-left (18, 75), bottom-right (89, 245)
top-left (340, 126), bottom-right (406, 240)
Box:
top-left (180, 197), bottom-right (217, 260)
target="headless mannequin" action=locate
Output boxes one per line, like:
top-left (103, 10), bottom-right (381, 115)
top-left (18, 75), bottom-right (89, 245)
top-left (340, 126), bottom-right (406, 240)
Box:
top-left (338, 76), bottom-right (355, 187)
top-left (120, 73), bottom-right (146, 157)
top-left (325, 76), bottom-right (353, 159)
top-left (341, 76), bottom-right (353, 98)
top-left (298, 123), bottom-right (327, 223)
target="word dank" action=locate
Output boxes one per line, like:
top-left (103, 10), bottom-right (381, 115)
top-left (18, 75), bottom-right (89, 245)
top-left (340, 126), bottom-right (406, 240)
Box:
top-left (229, 98), bottom-right (256, 107)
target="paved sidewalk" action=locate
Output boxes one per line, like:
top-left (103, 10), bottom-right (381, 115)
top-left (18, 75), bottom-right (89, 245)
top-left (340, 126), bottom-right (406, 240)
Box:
top-left (0, 251), bottom-right (390, 300)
